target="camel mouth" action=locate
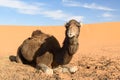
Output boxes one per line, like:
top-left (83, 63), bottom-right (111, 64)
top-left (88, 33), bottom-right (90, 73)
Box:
top-left (67, 32), bottom-right (76, 38)
top-left (68, 34), bottom-right (75, 38)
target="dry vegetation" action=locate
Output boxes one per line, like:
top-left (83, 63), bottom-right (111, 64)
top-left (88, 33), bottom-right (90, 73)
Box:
top-left (0, 53), bottom-right (120, 80)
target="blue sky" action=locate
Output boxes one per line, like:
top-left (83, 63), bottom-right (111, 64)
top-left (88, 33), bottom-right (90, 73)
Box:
top-left (0, 0), bottom-right (120, 25)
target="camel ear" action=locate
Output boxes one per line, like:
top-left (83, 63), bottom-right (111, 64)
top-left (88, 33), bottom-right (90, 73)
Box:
top-left (79, 22), bottom-right (83, 28)
top-left (65, 22), bottom-right (69, 28)
top-left (78, 21), bottom-right (83, 27)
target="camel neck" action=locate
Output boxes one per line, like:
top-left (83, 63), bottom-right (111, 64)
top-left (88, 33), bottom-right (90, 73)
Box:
top-left (62, 37), bottom-right (79, 55)
top-left (60, 37), bottom-right (79, 64)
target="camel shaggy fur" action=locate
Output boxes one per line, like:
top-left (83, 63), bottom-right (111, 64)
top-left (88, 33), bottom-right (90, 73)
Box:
top-left (16, 19), bottom-right (81, 74)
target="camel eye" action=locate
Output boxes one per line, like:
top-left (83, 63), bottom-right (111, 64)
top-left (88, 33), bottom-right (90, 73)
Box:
top-left (77, 25), bottom-right (80, 28)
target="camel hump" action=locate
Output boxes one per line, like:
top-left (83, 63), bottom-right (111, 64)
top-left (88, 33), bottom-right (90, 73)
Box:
top-left (31, 30), bottom-right (43, 37)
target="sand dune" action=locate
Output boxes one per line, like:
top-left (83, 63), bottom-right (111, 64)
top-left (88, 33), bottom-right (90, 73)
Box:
top-left (0, 22), bottom-right (120, 57)
top-left (0, 22), bottom-right (120, 80)
top-left (80, 22), bottom-right (120, 46)
top-left (0, 26), bottom-right (65, 57)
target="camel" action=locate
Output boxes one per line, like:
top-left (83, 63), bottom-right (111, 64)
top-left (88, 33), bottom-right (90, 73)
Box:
top-left (16, 19), bottom-right (81, 74)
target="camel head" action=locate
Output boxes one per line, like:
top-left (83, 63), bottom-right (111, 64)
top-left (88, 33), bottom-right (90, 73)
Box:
top-left (65, 19), bottom-right (81, 38)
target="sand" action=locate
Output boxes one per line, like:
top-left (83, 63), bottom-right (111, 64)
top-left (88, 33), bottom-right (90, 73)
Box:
top-left (0, 22), bottom-right (120, 80)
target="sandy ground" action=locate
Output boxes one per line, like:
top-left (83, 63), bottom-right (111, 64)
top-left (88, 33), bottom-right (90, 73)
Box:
top-left (0, 22), bottom-right (120, 80)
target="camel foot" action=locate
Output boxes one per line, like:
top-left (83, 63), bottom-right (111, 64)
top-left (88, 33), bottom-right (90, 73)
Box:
top-left (44, 68), bottom-right (53, 75)
top-left (61, 65), bottom-right (78, 73)
top-left (53, 66), bottom-right (78, 74)
top-left (69, 66), bottom-right (78, 73)
top-left (36, 64), bottom-right (53, 75)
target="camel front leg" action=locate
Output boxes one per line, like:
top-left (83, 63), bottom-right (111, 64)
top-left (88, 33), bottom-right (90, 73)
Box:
top-left (52, 64), bottom-right (78, 74)
top-left (36, 51), bottom-right (53, 75)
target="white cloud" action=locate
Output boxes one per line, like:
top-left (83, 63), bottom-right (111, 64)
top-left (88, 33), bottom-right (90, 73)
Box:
top-left (62, 0), bottom-right (81, 7)
top-left (42, 10), bottom-right (84, 21)
top-left (102, 13), bottom-right (114, 18)
top-left (62, 0), bottom-right (115, 11)
top-left (0, 0), bottom-right (41, 15)
top-left (83, 3), bottom-right (115, 11)
top-left (0, 0), bottom-right (84, 21)
top-left (42, 10), bottom-right (67, 19)
top-left (62, 0), bottom-right (74, 2)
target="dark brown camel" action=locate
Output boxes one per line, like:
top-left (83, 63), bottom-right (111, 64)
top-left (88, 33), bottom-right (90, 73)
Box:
top-left (16, 19), bottom-right (81, 74)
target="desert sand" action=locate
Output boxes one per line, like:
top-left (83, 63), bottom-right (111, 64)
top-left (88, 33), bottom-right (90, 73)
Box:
top-left (0, 22), bottom-right (120, 80)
